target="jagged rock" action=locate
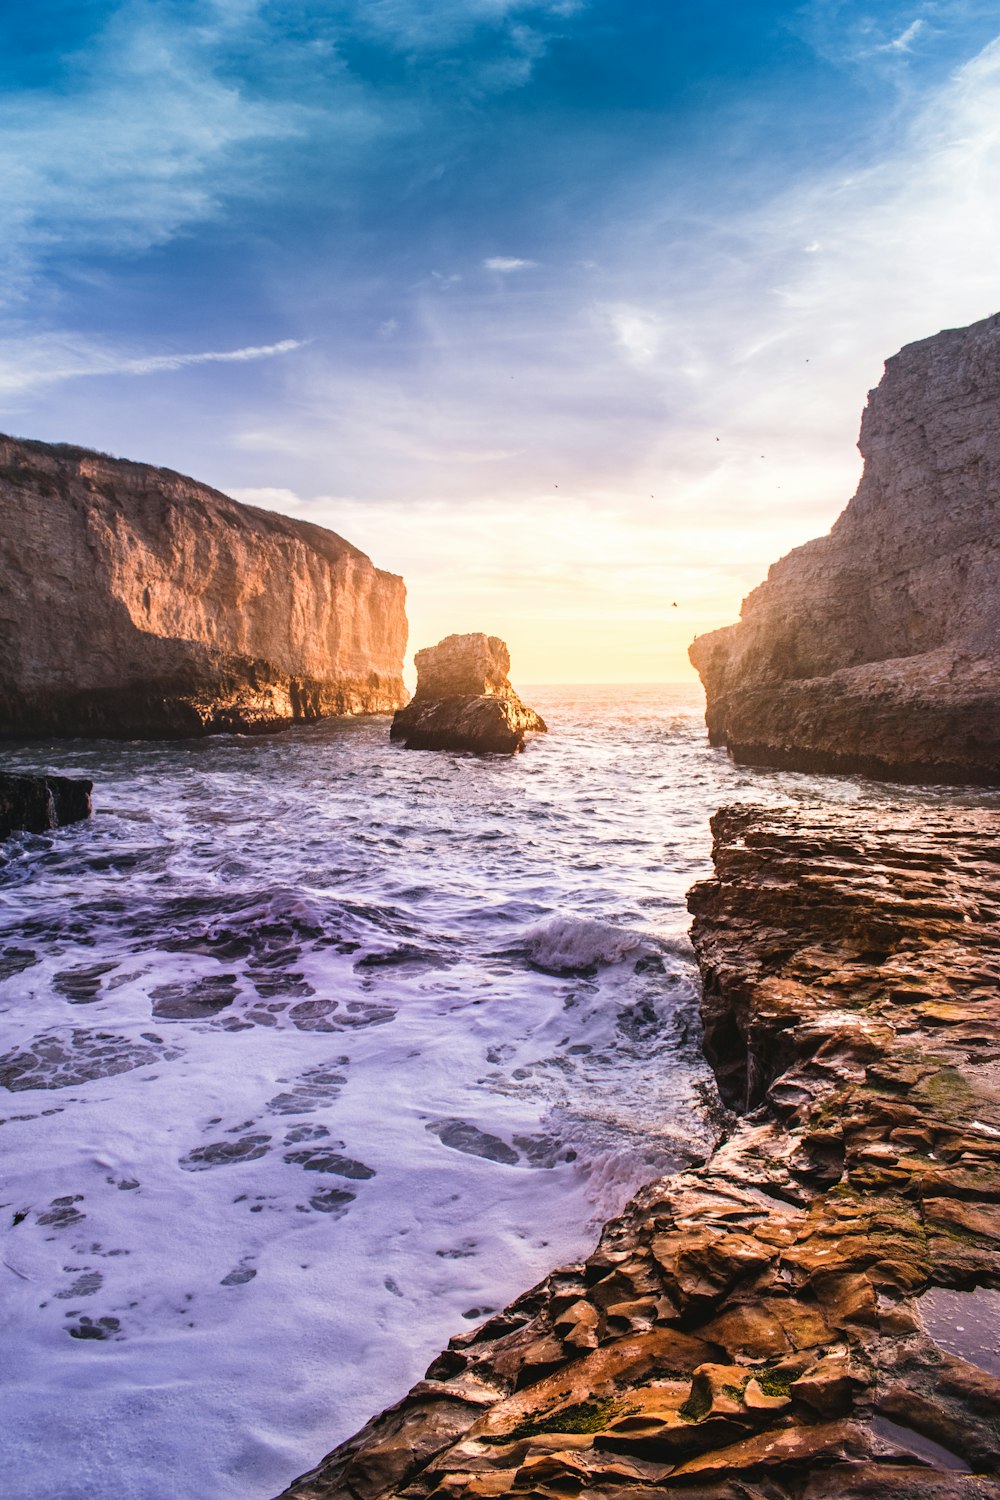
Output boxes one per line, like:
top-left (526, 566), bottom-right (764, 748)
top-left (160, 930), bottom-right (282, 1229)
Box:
top-left (275, 803), bottom-right (1000, 1500)
top-left (0, 435), bottom-right (407, 738)
top-left (390, 634), bottom-right (546, 753)
top-left (689, 312), bottom-right (1000, 784)
top-left (0, 771), bottom-right (92, 837)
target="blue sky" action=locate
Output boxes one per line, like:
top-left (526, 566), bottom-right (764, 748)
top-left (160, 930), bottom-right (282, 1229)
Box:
top-left (5, 0), bottom-right (1000, 679)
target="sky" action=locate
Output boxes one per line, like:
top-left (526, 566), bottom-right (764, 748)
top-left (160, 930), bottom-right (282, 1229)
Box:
top-left (5, 1), bottom-right (1000, 683)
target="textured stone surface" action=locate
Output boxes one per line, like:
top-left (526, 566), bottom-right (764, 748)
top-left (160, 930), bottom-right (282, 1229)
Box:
top-left (689, 312), bottom-right (1000, 783)
top-left (0, 771), bottom-right (92, 837)
top-left (0, 435), bottom-right (408, 737)
top-left (391, 634), bottom-right (546, 753)
top-left (276, 802), bottom-right (1000, 1498)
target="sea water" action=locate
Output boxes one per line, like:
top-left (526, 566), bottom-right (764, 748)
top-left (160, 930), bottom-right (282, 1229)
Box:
top-left (0, 684), bottom-right (994, 1500)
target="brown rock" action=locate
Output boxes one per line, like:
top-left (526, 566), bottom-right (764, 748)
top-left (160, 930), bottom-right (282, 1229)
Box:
top-left (689, 312), bottom-right (1000, 784)
top-left (0, 435), bottom-right (407, 737)
top-left (390, 634), bottom-right (546, 754)
top-left (0, 770), bottom-right (92, 837)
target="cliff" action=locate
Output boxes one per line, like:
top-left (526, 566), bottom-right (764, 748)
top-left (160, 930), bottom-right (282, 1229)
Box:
top-left (390, 634), bottom-right (546, 753)
top-left (0, 436), bottom-right (408, 738)
top-left (689, 312), bottom-right (1000, 783)
top-left (275, 803), bottom-right (1000, 1498)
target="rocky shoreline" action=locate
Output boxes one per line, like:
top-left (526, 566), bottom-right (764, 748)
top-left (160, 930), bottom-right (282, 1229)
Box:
top-left (279, 800), bottom-right (1000, 1498)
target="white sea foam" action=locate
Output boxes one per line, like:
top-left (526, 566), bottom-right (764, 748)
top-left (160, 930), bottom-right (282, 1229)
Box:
top-left (517, 914), bottom-right (654, 972)
top-left (1, 684), bottom-right (989, 1500)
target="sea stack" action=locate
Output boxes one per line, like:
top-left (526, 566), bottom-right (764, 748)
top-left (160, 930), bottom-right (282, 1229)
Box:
top-left (0, 435), bottom-right (408, 738)
top-left (390, 633), bottom-right (546, 753)
top-left (689, 311), bottom-right (1000, 784)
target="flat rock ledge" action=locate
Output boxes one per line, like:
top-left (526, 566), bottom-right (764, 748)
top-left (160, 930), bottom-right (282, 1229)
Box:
top-left (391, 634), bottom-right (546, 754)
top-left (278, 802), bottom-right (1000, 1499)
top-left (0, 771), bottom-right (92, 838)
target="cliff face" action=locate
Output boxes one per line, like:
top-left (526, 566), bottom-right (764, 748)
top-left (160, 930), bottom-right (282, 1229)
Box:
top-left (689, 312), bottom-right (1000, 783)
top-left (277, 803), bottom-right (1000, 1500)
top-left (0, 436), bottom-right (408, 738)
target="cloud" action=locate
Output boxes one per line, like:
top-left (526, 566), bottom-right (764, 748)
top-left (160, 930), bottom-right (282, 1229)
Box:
top-left (483, 256), bottom-right (538, 272)
top-left (880, 18), bottom-right (927, 52)
top-left (0, 336), bottom-right (305, 397)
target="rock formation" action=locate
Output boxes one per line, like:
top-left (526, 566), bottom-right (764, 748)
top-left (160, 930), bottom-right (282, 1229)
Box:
top-left (0, 435), bottom-right (408, 738)
top-left (0, 771), bottom-right (92, 837)
top-left (390, 634), bottom-right (546, 753)
top-left (277, 801), bottom-right (1000, 1498)
top-left (690, 312), bottom-right (1000, 783)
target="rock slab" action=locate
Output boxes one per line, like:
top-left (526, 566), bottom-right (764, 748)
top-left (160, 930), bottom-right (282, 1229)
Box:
top-left (690, 312), bottom-right (1000, 783)
top-left (276, 801), bottom-right (1000, 1498)
top-left (0, 435), bottom-right (408, 738)
top-left (0, 771), bottom-right (92, 837)
top-left (390, 634), bottom-right (546, 753)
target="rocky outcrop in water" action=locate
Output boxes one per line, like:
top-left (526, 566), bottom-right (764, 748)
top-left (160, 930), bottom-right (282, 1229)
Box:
top-left (390, 634), bottom-right (546, 753)
top-left (0, 435), bottom-right (408, 738)
top-left (689, 312), bottom-right (1000, 783)
top-left (277, 801), bottom-right (1000, 1498)
top-left (0, 771), bottom-right (92, 837)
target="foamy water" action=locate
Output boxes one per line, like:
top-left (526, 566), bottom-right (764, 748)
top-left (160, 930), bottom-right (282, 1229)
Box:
top-left (1, 685), bottom-right (995, 1499)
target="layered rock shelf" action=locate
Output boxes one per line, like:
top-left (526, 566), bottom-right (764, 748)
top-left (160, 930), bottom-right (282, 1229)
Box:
top-left (390, 634), bottom-right (546, 753)
top-left (0, 435), bottom-right (408, 738)
top-left (279, 802), bottom-right (1000, 1498)
top-left (690, 312), bottom-right (1000, 783)
top-left (0, 771), bottom-right (92, 838)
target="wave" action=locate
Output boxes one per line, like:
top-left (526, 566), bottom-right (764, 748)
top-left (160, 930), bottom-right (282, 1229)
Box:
top-left (514, 915), bottom-right (654, 973)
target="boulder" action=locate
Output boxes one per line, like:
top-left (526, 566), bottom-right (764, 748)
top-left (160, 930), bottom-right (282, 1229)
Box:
top-left (390, 635), bottom-right (546, 754)
top-left (0, 771), bottom-right (92, 837)
top-left (689, 311), bottom-right (1000, 783)
top-left (0, 435), bottom-right (408, 738)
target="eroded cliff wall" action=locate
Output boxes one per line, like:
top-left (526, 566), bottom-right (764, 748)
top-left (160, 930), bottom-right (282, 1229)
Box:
top-left (689, 312), bottom-right (1000, 783)
top-left (0, 436), bottom-right (408, 737)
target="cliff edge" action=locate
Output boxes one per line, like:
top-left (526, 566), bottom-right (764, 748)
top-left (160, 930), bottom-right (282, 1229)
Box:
top-left (689, 312), bottom-right (1000, 783)
top-left (0, 435), bottom-right (408, 738)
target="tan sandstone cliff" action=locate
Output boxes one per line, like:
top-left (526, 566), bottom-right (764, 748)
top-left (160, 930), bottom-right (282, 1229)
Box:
top-left (689, 312), bottom-right (1000, 783)
top-left (0, 436), bottom-right (408, 737)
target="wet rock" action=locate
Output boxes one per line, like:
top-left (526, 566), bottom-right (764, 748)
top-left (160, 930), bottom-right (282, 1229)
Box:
top-left (0, 771), bottom-right (92, 837)
top-left (390, 634), bottom-right (546, 754)
top-left (689, 312), bottom-right (1000, 783)
top-left (275, 804), bottom-right (1000, 1500)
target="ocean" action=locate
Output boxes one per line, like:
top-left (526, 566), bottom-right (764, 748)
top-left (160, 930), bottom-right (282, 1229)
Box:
top-left (1, 684), bottom-right (993, 1499)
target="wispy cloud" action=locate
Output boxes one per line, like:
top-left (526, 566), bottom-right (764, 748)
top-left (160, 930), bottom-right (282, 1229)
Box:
top-left (483, 256), bottom-right (538, 272)
top-left (0, 337), bottom-right (305, 397)
top-left (879, 18), bottom-right (927, 53)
